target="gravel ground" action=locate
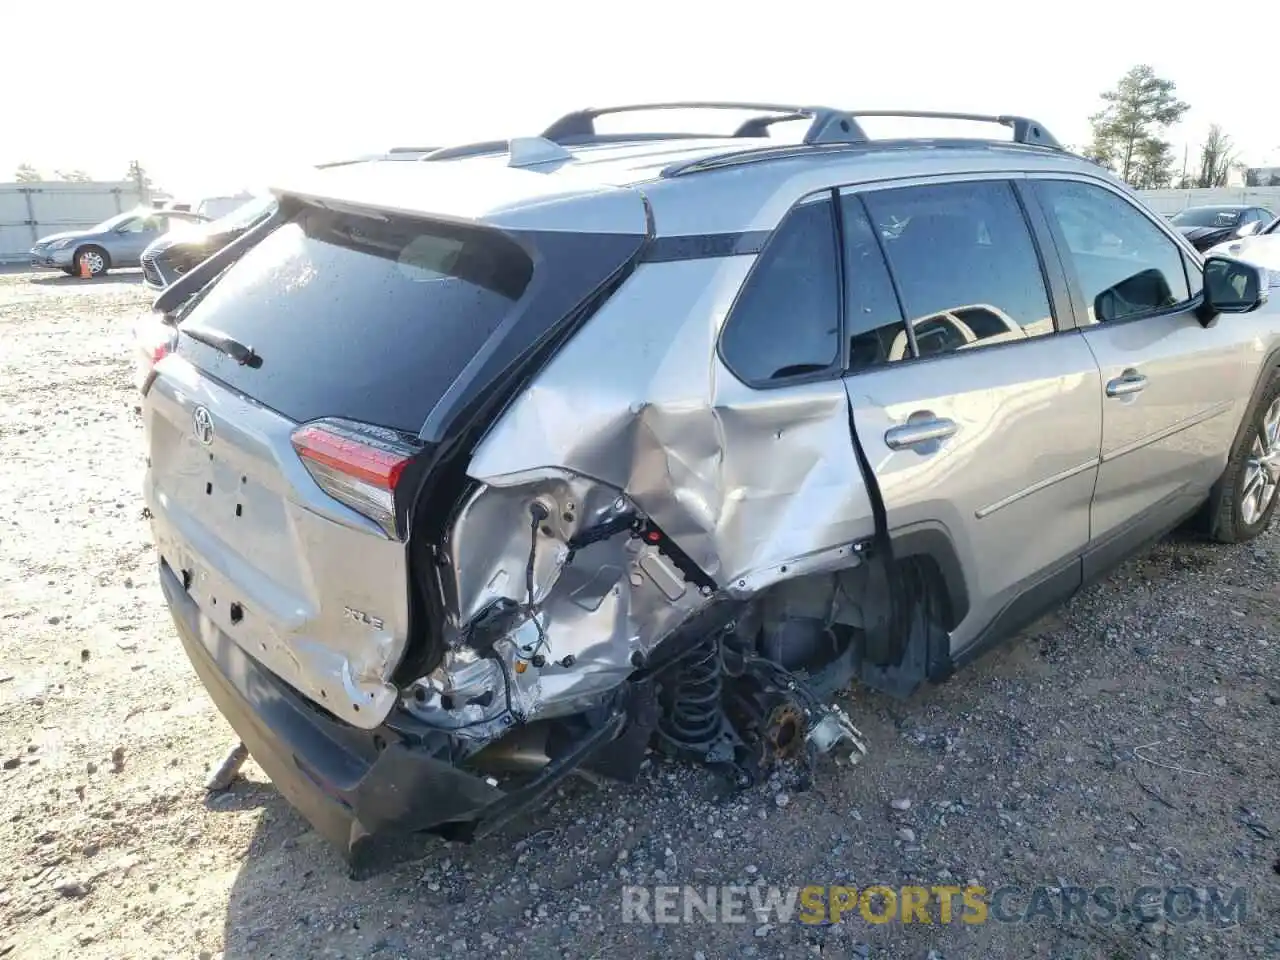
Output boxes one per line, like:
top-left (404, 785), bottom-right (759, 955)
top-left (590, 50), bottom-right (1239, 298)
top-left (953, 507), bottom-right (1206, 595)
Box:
top-left (0, 267), bottom-right (1277, 960)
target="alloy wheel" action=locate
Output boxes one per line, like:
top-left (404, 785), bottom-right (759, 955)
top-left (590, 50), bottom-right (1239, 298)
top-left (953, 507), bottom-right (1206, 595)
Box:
top-left (1241, 397), bottom-right (1280, 526)
top-left (81, 250), bottom-right (105, 275)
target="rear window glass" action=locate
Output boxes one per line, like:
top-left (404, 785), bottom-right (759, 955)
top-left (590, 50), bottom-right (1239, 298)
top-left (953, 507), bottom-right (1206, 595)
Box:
top-left (175, 206), bottom-right (533, 432)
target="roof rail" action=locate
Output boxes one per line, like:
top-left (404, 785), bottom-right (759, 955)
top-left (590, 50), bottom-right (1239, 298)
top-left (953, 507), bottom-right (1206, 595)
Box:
top-left (418, 105), bottom-right (1063, 168)
top-left (662, 111), bottom-right (1065, 177)
top-left (539, 104), bottom-right (1061, 149)
top-left (540, 101), bottom-right (869, 146)
top-left (835, 110), bottom-right (1061, 149)
top-left (421, 131), bottom-right (755, 164)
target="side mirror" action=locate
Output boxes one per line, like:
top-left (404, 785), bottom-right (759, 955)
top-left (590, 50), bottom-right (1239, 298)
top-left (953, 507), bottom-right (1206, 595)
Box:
top-left (1197, 256), bottom-right (1268, 325)
top-left (1236, 221), bottom-right (1262, 238)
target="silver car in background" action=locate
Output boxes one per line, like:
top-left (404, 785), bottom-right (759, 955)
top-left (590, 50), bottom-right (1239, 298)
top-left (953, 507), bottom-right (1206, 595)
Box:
top-left (29, 207), bottom-right (208, 277)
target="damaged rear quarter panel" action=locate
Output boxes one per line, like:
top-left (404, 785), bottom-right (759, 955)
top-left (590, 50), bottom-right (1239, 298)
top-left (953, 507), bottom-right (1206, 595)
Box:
top-left (460, 255), bottom-right (877, 627)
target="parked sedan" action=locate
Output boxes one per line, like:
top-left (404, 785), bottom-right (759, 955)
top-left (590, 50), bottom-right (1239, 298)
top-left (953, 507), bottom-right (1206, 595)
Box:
top-left (29, 208), bottom-right (209, 277)
top-left (1169, 204), bottom-right (1274, 251)
top-left (1205, 213), bottom-right (1280, 274)
top-left (142, 196), bottom-right (276, 291)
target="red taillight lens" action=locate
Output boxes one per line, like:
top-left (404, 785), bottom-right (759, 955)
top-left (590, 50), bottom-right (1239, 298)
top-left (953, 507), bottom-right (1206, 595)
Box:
top-left (291, 419), bottom-right (419, 538)
top-left (134, 314), bottom-right (178, 394)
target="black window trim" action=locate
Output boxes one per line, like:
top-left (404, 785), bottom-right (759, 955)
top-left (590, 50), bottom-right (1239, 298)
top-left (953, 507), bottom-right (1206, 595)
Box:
top-left (847, 191), bottom-right (918, 361)
top-left (833, 173), bottom-right (1071, 374)
top-left (1025, 173), bottom-right (1207, 330)
top-left (718, 169), bottom-right (1201, 392)
top-left (715, 189), bottom-right (847, 391)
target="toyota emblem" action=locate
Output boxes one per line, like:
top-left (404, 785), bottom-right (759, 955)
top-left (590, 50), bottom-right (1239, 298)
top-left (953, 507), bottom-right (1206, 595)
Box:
top-left (192, 405), bottom-right (215, 446)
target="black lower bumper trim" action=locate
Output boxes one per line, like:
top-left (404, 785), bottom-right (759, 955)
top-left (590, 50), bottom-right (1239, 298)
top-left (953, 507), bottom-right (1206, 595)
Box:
top-left (161, 561), bottom-right (503, 864)
top-left (159, 560), bottom-right (633, 869)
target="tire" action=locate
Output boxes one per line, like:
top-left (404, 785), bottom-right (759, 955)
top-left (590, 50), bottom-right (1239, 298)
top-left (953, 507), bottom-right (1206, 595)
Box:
top-left (1210, 373), bottom-right (1280, 543)
top-left (74, 246), bottom-right (110, 278)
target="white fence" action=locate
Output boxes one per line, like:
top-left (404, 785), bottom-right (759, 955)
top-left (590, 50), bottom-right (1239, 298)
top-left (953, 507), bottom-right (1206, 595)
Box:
top-left (0, 182), bottom-right (146, 263)
top-left (1137, 187), bottom-right (1280, 216)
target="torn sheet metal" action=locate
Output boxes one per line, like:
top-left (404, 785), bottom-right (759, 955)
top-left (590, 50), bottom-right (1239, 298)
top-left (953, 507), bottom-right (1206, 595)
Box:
top-left (410, 472), bottom-right (710, 735)
top-left (465, 256), bottom-right (878, 589)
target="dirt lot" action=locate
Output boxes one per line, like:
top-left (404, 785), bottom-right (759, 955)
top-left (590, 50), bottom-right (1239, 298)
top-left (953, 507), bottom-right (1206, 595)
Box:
top-left (0, 267), bottom-right (1277, 960)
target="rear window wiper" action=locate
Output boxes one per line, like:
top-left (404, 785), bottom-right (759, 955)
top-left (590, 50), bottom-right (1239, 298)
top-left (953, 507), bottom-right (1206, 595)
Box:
top-left (183, 326), bottom-right (262, 368)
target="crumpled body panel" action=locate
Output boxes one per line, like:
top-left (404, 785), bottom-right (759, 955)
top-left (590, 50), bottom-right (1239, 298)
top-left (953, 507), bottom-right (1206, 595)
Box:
top-left (440, 474), bottom-right (710, 726)
top-left (465, 257), bottom-right (877, 590)
top-left (419, 255), bottom-right (877, 730)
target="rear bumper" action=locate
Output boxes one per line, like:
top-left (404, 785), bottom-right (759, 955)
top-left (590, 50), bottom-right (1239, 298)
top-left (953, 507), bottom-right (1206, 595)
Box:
top-left (159, 559), bottom-right (504, 862)
top-left (159, 559), bottom-right (633, 867)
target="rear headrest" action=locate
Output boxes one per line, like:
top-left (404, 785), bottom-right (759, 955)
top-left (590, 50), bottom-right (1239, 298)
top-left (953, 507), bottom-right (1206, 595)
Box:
top-left (899, 213), bottom-right (976, 252)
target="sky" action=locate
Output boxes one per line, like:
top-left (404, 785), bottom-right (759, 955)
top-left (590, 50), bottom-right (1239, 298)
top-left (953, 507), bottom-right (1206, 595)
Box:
top-left (4, 1), bottom-right (1277, 199)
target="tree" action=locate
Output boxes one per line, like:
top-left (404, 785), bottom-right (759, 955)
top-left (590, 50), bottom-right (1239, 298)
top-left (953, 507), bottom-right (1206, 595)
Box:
top-left (127, 160), bottom-right (154, 201)
top-left (54, 169), bottom-right (92, 182)
top-left (1086, 65), bottom-right (1190, 186)
top-left (14, 163), bottom-right (42, 182)
top-left (1132, 138), bottom-right (1176, 190)
top-left (1194, 125), bottom-right (1236, 188)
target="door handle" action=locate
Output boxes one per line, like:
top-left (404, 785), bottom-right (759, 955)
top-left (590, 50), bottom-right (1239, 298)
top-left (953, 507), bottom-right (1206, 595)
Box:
top-left (1106, 371), bottom-right (1147, 398)
top-left (885, 416), bottom-right (958, 450)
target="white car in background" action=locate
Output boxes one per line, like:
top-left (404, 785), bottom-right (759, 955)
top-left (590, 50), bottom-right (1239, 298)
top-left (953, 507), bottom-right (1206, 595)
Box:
top-left (195, 193), bottom-right (255, 220)
top-left (1206, 215), bottom-right (1280, 279)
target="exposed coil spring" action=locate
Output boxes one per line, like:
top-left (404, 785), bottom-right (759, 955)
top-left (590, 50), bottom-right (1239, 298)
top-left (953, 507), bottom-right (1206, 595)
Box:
top-left (657, 632), bottom-right (725, 751)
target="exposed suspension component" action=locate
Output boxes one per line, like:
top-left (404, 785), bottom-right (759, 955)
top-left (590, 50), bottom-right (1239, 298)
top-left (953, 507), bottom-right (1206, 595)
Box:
top-left (654, 618), bottom-right (868, 785)
top-left (655, 629), bottom-right (741, 767)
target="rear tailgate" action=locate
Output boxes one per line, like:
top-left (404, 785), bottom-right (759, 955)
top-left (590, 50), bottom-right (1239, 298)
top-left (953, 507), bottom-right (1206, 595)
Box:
top-left (144, 165), bottom-right (650, 730)
top-left (145, 361), bottom-right (411, 728)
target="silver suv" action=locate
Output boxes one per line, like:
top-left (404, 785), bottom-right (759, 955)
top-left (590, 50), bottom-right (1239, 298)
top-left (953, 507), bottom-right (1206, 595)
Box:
top-left (141, 103), bottom-right (1276, 868)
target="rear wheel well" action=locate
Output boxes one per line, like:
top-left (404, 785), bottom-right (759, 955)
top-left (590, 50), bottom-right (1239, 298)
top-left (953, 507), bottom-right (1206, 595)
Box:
top-left (734, 550), bottom-right (954, 701)
top-left (891, 525), bottom-right (967, 629)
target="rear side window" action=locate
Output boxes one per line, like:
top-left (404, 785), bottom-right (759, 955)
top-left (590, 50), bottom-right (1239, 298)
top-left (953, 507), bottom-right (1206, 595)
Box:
top-left (175, 206), bottom-right (533, 432)
top-left (1034, 179), bottom-right (1191, 324)
top-left (720, 197), bottom-right (840, 385)
top-left (861, 181), bottom-right (1056, 358)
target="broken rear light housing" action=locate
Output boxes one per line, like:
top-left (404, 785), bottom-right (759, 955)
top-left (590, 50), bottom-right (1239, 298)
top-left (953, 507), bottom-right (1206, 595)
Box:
top-left (134, 312), bottom-right (179, 394)
top-left (291, 418), bottom-right (421, 539)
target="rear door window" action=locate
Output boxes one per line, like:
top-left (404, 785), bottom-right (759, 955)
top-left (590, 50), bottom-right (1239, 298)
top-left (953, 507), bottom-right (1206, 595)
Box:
top-left (719, 196), bottom-right (841, 385)
top-left (174, 206), bottom-right (533, 432)
top-left (859, 180), bottom-right (1056, 357)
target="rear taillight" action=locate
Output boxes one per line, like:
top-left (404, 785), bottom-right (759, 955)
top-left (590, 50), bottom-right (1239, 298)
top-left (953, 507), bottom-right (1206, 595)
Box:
top-left (291, 418), bottom-right (420, 539)
top-left (135, 314), bottom-right (178, 394)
